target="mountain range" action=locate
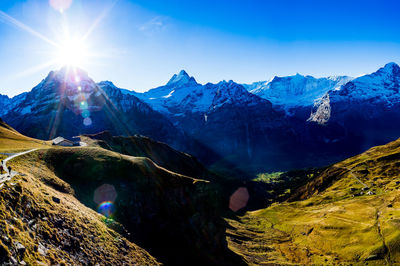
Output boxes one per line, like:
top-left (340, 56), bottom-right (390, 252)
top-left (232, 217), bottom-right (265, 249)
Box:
top-left (1, 62), bottom-right (400, 176)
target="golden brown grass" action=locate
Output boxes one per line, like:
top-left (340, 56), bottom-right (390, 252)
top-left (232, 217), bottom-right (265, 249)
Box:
top-left (0, 121), bottom-right (159, 264)
top-left (0, 149), bottom-right (160, 264)
top-left (227, 138), bottom-right (400, 265)
top-left (0, 122), bottom-right (50, 152)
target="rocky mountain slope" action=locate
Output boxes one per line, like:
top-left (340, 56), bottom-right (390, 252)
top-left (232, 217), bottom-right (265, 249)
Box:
top-left (0, 93), bottom-right (28, 117)
top-left (307, 62), bottom-right (400, 155)
top-left (227, 137), bottom-right (400, 264)
top-left (0, 94), bottom-right (11, 115)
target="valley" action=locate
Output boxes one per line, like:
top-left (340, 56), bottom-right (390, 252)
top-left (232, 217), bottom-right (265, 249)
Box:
top-left (227, 137), bottom-right (400, 264)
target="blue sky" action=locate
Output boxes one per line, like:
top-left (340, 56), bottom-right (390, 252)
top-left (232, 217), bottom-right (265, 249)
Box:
top-left (0, 0), bottom-right (399, 96)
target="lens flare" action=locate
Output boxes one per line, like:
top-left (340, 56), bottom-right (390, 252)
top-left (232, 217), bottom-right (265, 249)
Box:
top-left (49, 0), bottom-right (73, 13)
top-left (98, 201), bottom-right (115, 218)
top-left (94, 184), bottom-right (117, 204)
top-left (83, 117), bottom-right (92, 126)
top-left (229, 187), bottom-right (249, 212)
top-left (95, 184), bottom-right (117, 218)
top-left (82, 109), bottom-right (90, 118)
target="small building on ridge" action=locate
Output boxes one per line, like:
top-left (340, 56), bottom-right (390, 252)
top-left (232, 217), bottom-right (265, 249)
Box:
top-left (52, 137), bottom-right (75, 147)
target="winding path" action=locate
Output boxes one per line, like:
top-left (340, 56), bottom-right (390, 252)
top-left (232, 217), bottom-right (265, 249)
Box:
top-left (338, 166), bottom-right (369, 188)
top-left (0, 149), bottom-right (38, 185)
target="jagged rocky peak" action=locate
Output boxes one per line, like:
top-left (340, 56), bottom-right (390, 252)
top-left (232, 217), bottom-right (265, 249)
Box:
top-left (35, 66), bottom-right (98, 96)
top-left (44, 66), bottom-right (92, 84)
top-left (215, 80), bottom-right (246, 96)
top-left (98, 80), bottom-right (117, 88)
top-left (383, 62), bottom-right (399, 69)
top-left (0, 93), bottom-right (10, 100)
top-left (97, 80), bottom-right (137, 98)
top-left (362, 62), bottom-right (400, 80)
top-left (167, 70), bottom-right (198, 87)
top-left (378, 62), bottom-right (400, 75)
top-left (308, 93), bottom-right (331, 125)
top-left (211, 80), bottom-right (260, 108)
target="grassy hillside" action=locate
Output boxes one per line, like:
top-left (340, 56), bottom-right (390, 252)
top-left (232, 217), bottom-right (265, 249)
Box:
top-left (81, 131), bottom-right (210, 179)
top-left (0, 118), bottom-right (49, 152)
top-left (0, 120), bottom-right (159, 264)
top-left (227, 138), bottom-right (400, 264)
top-left (81, 131), bottom-right (259, 213)
top-left (0, 151), bottom-right (159, 265)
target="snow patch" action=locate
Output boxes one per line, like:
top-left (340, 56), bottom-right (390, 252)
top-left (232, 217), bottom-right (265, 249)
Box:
top-left (163, 90), bottom-right (175, 98)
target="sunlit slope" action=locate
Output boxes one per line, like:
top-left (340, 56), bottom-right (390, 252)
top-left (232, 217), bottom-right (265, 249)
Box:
top-left (0, 118), bottom-right (48, 151)
top-left (81, 131), bottom-right (209, 179)
top-left (0, 150), bottom-right (159, 265)
top-left (23, 146), bottom-right (242, 266)
top-left (227, 138), bottom-right (400, 264)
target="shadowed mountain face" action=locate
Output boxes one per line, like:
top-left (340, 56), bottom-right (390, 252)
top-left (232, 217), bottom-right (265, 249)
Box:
top-left (136, 77), bottom-right (299, 174)
top-left (304, 62), bottom-right (400, 158)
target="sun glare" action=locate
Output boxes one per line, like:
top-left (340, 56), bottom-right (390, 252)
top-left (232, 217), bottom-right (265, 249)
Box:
top-left (56, 38), bottom-right (88, 67)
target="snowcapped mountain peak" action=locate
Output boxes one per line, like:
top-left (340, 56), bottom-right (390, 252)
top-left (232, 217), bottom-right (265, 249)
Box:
top-left (0, 94), bottom-right (11, 116)
top-left (53, 66), bottom-right (91, 83)
top-left (379, 62), bottom-right (400, 75)
top-left (384, 62), bottom-right (399, 68)
top-left (178, 69), bottom-right (189, 76)
top-left (167, 70), bottom-right (198, 87)
top-left (217, 80), bottom-right (235, 86)
top-left (244, 74), bottom-right (353, 108)
top-left (332, 62), bottom-right (400, 101)
top-left (98, 80), bottom-right (117, 88)
top-left (29, 67), bottom-right (100, 105)
top-left (351, 62), bottom-right (400, 85)
top-left (327, 75), bottom-right (350, 81)
top-left (97, 81), bottom-right (136, 96)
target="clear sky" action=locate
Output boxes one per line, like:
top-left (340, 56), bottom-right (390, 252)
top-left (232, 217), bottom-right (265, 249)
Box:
top-left (0, 0), bottom-right (400, 96)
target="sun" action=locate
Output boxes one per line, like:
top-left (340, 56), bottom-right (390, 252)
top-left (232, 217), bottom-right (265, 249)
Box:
top-left (56, 38), bottom-right (88, 67)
